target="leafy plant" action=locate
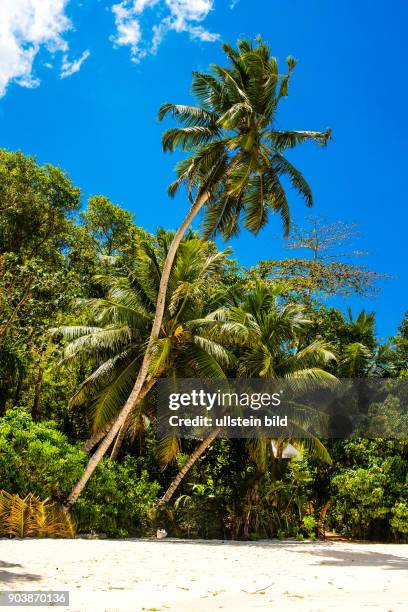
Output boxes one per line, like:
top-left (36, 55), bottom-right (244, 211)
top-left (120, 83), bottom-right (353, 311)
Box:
top-left (390, 502), bottom-right (408, 537)
top-left (327, 439), bottom-right (408, 541)
top-left (0, 409), bottom-right (159, 537)
top-left (302, 515), bottom-right (317, 539)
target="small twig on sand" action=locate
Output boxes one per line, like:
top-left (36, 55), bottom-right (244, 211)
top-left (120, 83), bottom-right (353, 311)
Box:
top-left (242, 581), bottom-right (275, 594)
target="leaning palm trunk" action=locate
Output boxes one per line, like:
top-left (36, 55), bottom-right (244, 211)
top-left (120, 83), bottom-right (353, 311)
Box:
top-left (109, 413), bottom-right (133, 460)
top-left (82, 416), bottom-right (117, 453)
top-left (82, 375), bottom-right (158, 456)
top-left (110, 375), bottom-right (158, 460)
top-left (159, 426), bottom-right (222, 505)
top-left (65, 193), bottom-right (209, 509)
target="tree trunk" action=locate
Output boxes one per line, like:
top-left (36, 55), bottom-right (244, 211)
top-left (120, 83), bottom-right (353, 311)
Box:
top-left (318, 500), bottom-right (331, 539)
top-left (110, 375), bottom-right (157, 460)
top-left (14, 369), bottom-right (24, 405)
top-left (159, 426), bottom-right (221, 505)
top-left (82, 416), bottom-right (118, 453)
top-left (32, 366), bottom-right (44, 422)
top-left (109, 412), bottom-right (133, 461)
top-left (64, 192), bottom-right (209, 509)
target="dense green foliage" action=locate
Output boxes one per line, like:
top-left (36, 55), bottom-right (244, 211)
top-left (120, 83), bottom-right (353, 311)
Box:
top-left (328, 439), bottom-right (408, 541)
top-left (0, 410), bottom-right (159, 536)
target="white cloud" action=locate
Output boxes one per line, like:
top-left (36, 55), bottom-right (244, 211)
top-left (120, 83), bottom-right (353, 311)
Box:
top-left (0, 0), bottom-right (72, 96)
top-left (112, 0), bottom-right (218, 62)
top-left (111, 1), bottom-right (149, 61)
top-left (0, 0), bottom-right (220, 98)
top-left (60, 49), bottom-right (90, 78)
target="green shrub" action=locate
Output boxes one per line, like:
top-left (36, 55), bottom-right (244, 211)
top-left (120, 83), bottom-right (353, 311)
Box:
top-left (302, 515), bottom-right (317, 539)
top-left (0, 409), bottom-right (159, 537)
top-left (328, 439), bottom-right (408, 541)
top-left (390, 502), bottom-right (408, 537)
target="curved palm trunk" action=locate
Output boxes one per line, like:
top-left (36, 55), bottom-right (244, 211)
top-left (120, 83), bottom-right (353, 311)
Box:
top-left (159, 426), bottom-right (221, 505)
top-left (110, 375), bottom-right (158, 460)
top-left (82, 417), bottom-right (117, 453)
top-left (64, 193), bottom-right (209, 510)
top-left (82, 374), bottom-right (158, 455)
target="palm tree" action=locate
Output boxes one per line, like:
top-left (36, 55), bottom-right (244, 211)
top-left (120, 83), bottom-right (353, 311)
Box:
top-left (112, 234), bottom-right (233, 459)
top-left (159, 283), bottom-right (336, 505)
top-left (60, 232), bottom-right (232, 459)
top-left (229, 283), bottom-right (336, 462)
top-left (339, 309), bottom-right (386, 377)
top-left (337, 309), bottom-right (393, 417)
top-left (65, 38), bottom-right (331, 508)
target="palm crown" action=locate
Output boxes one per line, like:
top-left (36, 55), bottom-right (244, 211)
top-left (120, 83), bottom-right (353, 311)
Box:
top-left (159, 38), bottom-right (331, 239)
top-left (59, 233), bottom-right (232, 433)
top-left (227, 284), bottom-right (336, 465)
top-left (232, 285), bottom-right (336, 383)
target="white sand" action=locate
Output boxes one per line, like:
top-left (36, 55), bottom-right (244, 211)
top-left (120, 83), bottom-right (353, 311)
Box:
top-left (1, 538), bottom-right (407, 611)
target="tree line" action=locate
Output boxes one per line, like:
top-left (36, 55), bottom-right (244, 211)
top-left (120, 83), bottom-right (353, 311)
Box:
top-left (1, 39), bottom-right (407, 541)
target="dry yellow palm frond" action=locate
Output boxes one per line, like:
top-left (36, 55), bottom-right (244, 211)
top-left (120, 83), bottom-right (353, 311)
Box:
top-left (0, 491), bottom-right (23, 535)
top-left (7, 492), bottom-right (25, 537)
top-left (0, 491), bottom-right (76, 538)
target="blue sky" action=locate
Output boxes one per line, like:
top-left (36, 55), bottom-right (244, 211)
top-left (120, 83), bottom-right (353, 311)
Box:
top-left (0, 0), bottom-right (407, 340)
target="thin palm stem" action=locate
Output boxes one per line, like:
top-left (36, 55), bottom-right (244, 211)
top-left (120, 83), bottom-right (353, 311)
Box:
top-left (82, 416), bottom-right (117, 453)
top-left (109, 375), bottom-right (158, 460)
top-left (159, 426), bottom-right (222, 505)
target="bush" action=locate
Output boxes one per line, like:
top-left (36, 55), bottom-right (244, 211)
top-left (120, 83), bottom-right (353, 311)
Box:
top-left (0, 409), bottom-right (160, 537)
top-left (302, 515), bottom-right (317, 539)
top-left (328, 439), bottom-right (408, 541)
top-left (390, 502), bottom-right (408, 537)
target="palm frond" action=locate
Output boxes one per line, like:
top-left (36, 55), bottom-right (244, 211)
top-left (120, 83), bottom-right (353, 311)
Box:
top-left (266, 129), bottom-right (332, 152)
top-left (291, 437), bottom-right (332, 464)
top-left (156, 436), bottom-right (181, 467)
top-left (272, 153), bottom-right (313, 207)
top-left (192, 335), bottom-right (233, 367)
top-left (62, 326), bottom-right (134, 363)
top-left (88, 356), bottom-right (140, 431)
top-left (158, 103), bottom-right (219, 127)
top-left (162, 126), bottom-right (220, 152)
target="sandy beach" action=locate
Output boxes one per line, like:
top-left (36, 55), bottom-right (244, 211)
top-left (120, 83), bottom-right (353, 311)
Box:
top-left (1, 538), bottom-right (407, 611)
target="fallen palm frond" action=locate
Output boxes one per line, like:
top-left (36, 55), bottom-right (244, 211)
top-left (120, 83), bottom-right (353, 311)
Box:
top-left (0, 490), bottom-right (76, 538)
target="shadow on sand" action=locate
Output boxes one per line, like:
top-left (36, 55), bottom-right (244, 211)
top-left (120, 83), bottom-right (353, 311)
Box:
top-left (288, 546), bottom-right (408, 570)
top-left (116, 538), bottom-right (408, 571)
top-left (0, 560), bottom-right (41, 584)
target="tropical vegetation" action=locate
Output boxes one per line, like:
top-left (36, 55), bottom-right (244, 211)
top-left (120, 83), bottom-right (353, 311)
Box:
top-left (0, 38), bottom-right (406, 541)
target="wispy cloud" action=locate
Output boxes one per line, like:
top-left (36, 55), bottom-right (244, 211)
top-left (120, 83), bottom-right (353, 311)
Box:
top-left (60, 50), bottom-right (90, 79)
top-left (112, 0), bottom-right (219, 62)
top-left (0, 0), bottom-right (72, 97)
